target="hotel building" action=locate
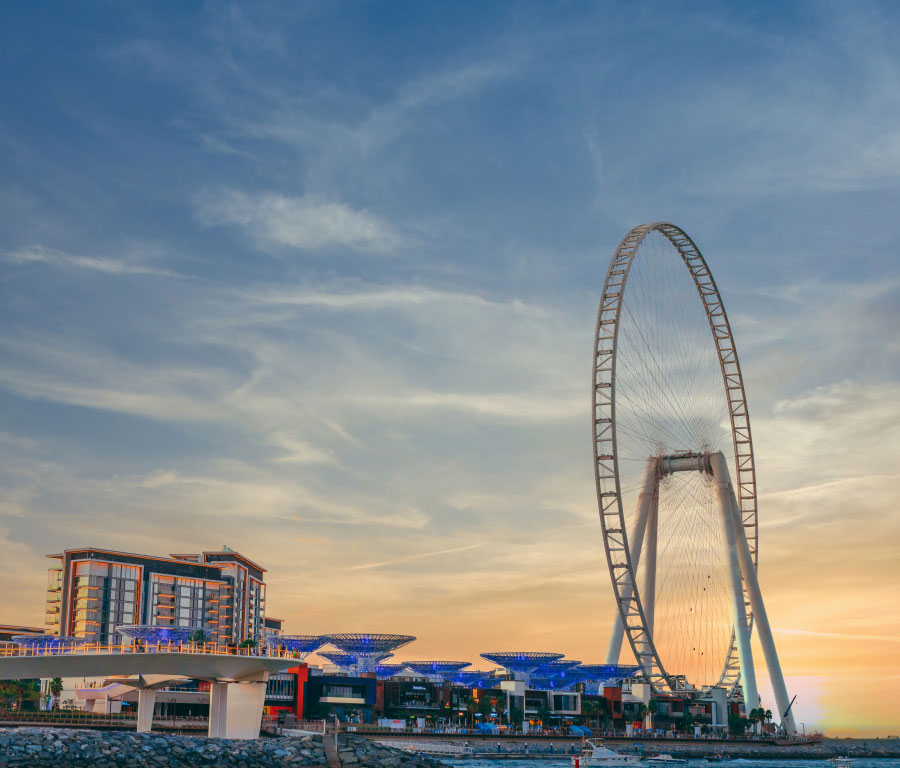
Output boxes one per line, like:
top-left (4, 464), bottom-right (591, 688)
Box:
top-left (45, 547), bottom-right (267, 646)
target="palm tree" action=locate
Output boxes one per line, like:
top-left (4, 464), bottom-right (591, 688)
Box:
top-left (49, 678), bottom-right (64, 710)
top-left (638, 701), bottom-right (658, 731)
top-left (747, 707), bottom-right (767, 735)
top-left (466, 697), bottom-right (478, 728)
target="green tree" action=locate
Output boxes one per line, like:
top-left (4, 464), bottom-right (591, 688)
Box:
top-left (0, 680), bottom-right (37, 711)
top-left (581, 700), bottom-right (597, 729)
top-left (595, 697), bottom-right (611, 729)
top-left (535, 703), bottom-right (552, 727)
top-left (728, 713), bottom-right (749, 735)
top-left (189, 630), bottom-right (207, 645)
top-left (0, 681), bottom-right (16, 708)
top-left (478, 696), bottom-right (494, 720)
top-left (678, 710), bottom-right (694, 733)
top-left (510, 705), bottom-right (525, 728)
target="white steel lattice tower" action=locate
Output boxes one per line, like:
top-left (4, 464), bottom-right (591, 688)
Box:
top-left (593, 222), bottom-right (796, 734)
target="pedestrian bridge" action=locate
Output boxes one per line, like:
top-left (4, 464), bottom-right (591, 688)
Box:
top-left (0, 642), bottom-right (297, 739)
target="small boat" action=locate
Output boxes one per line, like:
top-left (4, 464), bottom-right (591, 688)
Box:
top-left (572, 740), bottom-right (643, 766)
top-left (830, 758), bottom-right (852, 768)
top-left (706, 755), bottom-right (731, 762)
top-left (644, 755), bottom-right (688, 765)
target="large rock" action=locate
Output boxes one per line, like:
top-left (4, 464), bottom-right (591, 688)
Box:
top-left (0, 728), bottom-right (329, 768)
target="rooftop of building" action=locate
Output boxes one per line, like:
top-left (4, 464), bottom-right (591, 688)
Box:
top-left (46, 547), bottom-right (266, 575)
top-left (199, 550), bottom-right (267, 574)
top-left (46, 548), bottom-right (227, 569)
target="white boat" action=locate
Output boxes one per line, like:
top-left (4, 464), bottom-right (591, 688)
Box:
top-left (830, 758), bottom-right (853, 768)
top-left (572, 740), bottom-right (643, 766)
top-left (644, 755), bottom-right (688, 765)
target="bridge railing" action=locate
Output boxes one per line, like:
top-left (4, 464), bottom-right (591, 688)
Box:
top-left (0, 642), bottom-right (300, 659)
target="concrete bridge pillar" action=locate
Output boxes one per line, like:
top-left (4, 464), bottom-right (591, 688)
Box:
top-left (136, 688), bottom-right (157, 733)
top-left (208, 682), bottom-right (228, 738)
top-left (208, 678), bottom-right (269, 739)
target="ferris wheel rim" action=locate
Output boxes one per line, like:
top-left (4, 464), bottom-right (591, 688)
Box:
top-left (592, 221), bottom-right (758, 694)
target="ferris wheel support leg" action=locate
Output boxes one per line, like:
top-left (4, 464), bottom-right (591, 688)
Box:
top-left (605, 457), bottom-right (657, 664)
top-left (728, 488), bottom-right (797, 735)
top-left (644, 491), bottom-right (659, 637)
top-left (710, 452), bottom-right (758, 715)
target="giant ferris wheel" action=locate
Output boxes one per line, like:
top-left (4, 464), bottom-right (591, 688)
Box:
top-left (592, 222), bottom-right (796, 733)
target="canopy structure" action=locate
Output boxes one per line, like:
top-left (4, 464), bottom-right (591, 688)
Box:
top-left (12, 635), bottom-right (89, 651)
top-left (319, 649), bottom-right (397, 675)
top-left (375, 663), bottom-right (405, 679)
top-left (530, 668), bottom-right (594, 691)
top-left (266, 635), bottom-right (326, 658)
top-left (535, 659), bottom-right (582, 675)
top-left (404, 660), bottom-right (471, 681)
top-left (318, 650), bottom-right (359, 668)
top-left (117, 626), bottom-right (211, 644)
top-left (529, 659), bottom-right (586, 690)
top-left (325, 634), bottom-right (415, 674)
top-left (480, 651), bottom-right (564, 683)
top-left (577, 664), bottom-right (641, 693)
top-left (451, 670), bottom-right (500, 689)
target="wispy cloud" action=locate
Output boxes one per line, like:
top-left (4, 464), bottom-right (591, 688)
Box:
top-left (350, 59), bottom-right (520, 155)
top-left (193, 190), bottom-right (405, 254)
top-left (348, 390), bottom-right (583, 423)
top-left (243, 284), bottom-right (532, 312)
top-left (5, 246), bottom-right (181, 277)
top-left (347, 543), bottom-right (484, 571)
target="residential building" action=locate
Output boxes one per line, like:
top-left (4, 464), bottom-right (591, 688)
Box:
top-left (45, 547), bottom-right (266, 646)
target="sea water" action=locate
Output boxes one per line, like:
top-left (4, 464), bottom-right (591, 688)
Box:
top-left (445, 760), bottom-right (900, 768)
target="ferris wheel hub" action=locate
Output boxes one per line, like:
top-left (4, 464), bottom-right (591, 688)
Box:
top-left (658, 451), bottom-right (712, 475)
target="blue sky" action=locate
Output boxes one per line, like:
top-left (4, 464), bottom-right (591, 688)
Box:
top-left (2, 1), bottom-right (899, 734)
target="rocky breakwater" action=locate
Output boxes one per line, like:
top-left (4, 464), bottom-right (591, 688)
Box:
top-left (336, 734), bottom-right (447, 768)
top-left (0, 727), bottom-right (328, 767)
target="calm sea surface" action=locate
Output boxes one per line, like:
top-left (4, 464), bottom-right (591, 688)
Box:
top-left (445, 760), bottom-right (900, 768)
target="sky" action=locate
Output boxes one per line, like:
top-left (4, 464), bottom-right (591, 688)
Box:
top-left (1, 0), bottom-right (899, 737)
